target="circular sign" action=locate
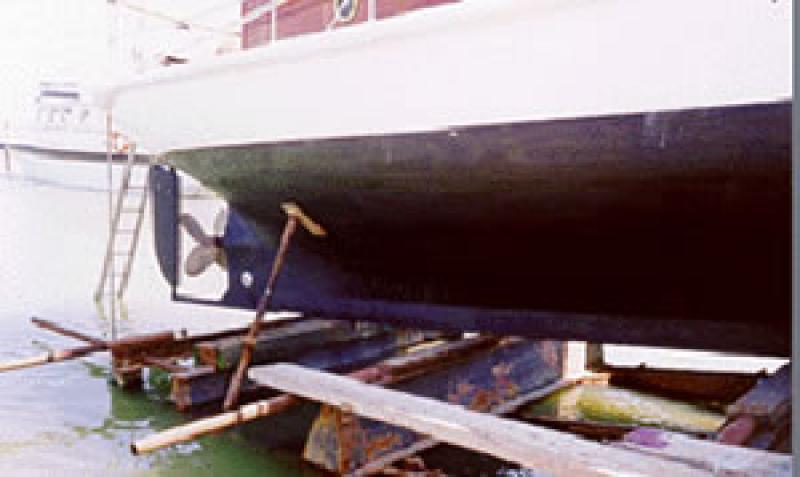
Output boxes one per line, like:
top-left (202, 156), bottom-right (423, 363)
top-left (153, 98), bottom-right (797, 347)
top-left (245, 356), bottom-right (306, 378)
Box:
top-left (334, 0), bottom-right (359, 22)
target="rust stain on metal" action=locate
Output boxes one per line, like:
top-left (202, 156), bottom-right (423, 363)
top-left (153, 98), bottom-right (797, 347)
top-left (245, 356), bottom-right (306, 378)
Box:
top-left (445, 361), bottom-right (522, 412)
top-left (336, 405), bottom-right (359, 473)
top-left (469, 389), bottom-right (494, 412)
top-left (447, 379), bottom-right (474, 404)
top-left (365, 432), bottom-right (403, 462)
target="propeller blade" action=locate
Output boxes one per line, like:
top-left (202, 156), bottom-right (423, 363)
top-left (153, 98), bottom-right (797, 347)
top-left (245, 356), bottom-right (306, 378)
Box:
top-left (185, 245), bottom-right (218, 276)
top-left (179, 213), bottom-right (214, 246)
top-left (213, 207), bottom-right (228, 237)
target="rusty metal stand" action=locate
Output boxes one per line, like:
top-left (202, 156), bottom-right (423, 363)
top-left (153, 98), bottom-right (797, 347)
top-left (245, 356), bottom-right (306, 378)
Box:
top-left (223, 202), bottom-right (326, 410)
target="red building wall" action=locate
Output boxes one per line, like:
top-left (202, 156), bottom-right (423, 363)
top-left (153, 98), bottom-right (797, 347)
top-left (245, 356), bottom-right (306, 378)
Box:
top-left (242, 0), bottom-right (459, 49)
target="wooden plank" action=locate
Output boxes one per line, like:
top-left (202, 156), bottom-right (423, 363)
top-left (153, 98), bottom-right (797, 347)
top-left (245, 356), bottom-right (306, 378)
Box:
top-left (141, 356), bottom-right (190, 373)
top-left (728, 364), bottom-right (790, 423)
top-left (604, 365), bottom-right (759, 403)
top-left (195, 320), bottom-right (386, 370)
top-left (0, 343), bottom-right (106, 372)
top-left (171, 333), bottom-right (417, 410)
top-left (186, 315), bottom-right (303, 348)
top-left (350, 380), bottom-right (574, 477)
top-left (132, 393), bottom-right (300, 455)
top-left (716, 415), bottom-right (758, 446)
top-left (615, 428), bottom-right (791, 476)
top-left (252, 364), bottom-right (778, 477)
top-left (31, 317), bottom-right (105, 346)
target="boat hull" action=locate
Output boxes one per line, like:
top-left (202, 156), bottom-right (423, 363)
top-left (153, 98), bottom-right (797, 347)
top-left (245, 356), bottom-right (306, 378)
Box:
top-left (162, 101), bottom-right (791, 355)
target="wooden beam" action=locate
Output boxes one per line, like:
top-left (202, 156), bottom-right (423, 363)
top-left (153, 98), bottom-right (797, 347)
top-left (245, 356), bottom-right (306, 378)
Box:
top-left (616, 428), bottom-right (791, 476)
top-left (195, 320), bottom-right (386, 370)
top-left (376, 336), bottom-right (498, 379)
top-left (350, 379), bottom-right (574, 477)
top-left (132, 394), bottom-right (302, 455)
top-left (252, 364), bottom-right (791, 477)
top-left (183, 315), bottom-right (303, 348)
top-left (132, 337), bottom-right (495, 454)
top-left (0, 343), bottom-right (105, 372)
top-left (31, 317), bottom-right (105, 346)
top-left (171, 332), bottom-right (426, 410)
top-left (141, 356), bottom-right (191, 373)
top-left (603, 364), bottom-right (760, 403)
top-left (0, 317), bottom-right (300, 374)
top-left (715, 363), bottom-right (791, 450)
top-left (716, 415), bottom-right (758, 446)
top-left (728, 364), bottom-right (790, 423)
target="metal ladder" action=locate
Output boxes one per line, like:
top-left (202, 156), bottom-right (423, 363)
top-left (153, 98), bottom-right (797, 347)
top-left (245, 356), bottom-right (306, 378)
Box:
top-left (94, 144), bottom-right (149, 304)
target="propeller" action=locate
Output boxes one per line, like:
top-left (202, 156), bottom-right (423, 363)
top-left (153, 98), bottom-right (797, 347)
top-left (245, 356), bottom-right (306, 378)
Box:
top-left (180, 208), bottom-right (228, 276)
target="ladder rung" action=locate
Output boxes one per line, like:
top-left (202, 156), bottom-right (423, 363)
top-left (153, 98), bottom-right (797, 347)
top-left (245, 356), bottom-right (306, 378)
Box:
top-left (116, 229), bottom-right (135, 233)
top-left (121, 208), bottom-right (140, 213)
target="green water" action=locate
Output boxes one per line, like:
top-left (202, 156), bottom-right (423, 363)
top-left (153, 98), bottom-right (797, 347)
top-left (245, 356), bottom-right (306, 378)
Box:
top-left (0, 155), bottom-right (324, 476)
top-left (520, 383), bottom-right (725, 434)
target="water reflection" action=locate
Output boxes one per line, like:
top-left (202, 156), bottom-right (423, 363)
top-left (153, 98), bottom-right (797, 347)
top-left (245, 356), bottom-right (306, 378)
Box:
top-left (0, 153), bottom-right (317, 476)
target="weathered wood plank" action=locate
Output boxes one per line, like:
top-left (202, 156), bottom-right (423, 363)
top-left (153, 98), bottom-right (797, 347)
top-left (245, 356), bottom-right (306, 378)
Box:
top-left (350, 380), bottom-right (574, 477)
top-left (728, 364), bottom-right (790, 422)
top-left (716, 415), bottom-right (758, 445)
top-left (31, 317), bottom-right (105, 346)
top-left (616, 428), bottom-right (791, 476)
top-left (604, 365), bottom-right (759, 403)
top-left (195, 320), bottom-right (388, 370)
top-left (0, 343), bottom-right (106, 372)
top-left (135, 337), bottom-right (525, 455)
top-left (172, 333), bottom-right (420, 409)
top-left (252, 364), bottom-right (781, 477)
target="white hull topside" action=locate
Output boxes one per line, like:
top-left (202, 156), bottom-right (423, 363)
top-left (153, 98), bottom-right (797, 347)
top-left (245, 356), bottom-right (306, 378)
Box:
top-left (105, 0), bottom-right (791, 155)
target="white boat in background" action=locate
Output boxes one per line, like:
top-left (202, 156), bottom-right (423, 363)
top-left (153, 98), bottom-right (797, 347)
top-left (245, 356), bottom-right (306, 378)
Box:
top-left (5, 0), bottom-right (242, 162)
top-left (9, 81), bottom-right (127, 160)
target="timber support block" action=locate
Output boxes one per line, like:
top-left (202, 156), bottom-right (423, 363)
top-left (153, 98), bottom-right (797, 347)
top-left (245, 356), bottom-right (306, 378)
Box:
top-left (171, 327), bottom-right (445, 410)
top-left (112, 359), bottom-right (144, 389)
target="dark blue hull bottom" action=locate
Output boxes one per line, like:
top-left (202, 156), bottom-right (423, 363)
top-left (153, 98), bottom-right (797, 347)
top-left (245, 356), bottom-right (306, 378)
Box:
top-left (152, 101), bottom-right (791, 355)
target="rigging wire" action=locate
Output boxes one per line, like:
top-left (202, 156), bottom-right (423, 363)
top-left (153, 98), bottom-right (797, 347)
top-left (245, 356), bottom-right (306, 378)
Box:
top-left (107, 0), bottom-right (242, 37)
top-left (105, 0), bottom-right (321, 68)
